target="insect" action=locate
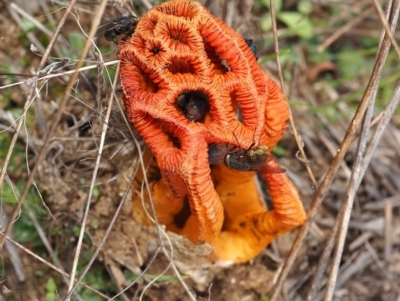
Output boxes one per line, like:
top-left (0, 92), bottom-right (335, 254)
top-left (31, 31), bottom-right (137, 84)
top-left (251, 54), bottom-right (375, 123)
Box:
top-left (177, 91), bottom-right (209, 122)
top-left (244, 38), bottom-right (257, 60)
top-left (208, 143), bottom-right (270, 171)
top-left (97, 15), bottom-right (139, 43)
top-left (226, 144), bottom-right (269, 170)
top-left (209, 131), bottom-right (269, 171)
top-left (209, 143), bottom-right (285, 173)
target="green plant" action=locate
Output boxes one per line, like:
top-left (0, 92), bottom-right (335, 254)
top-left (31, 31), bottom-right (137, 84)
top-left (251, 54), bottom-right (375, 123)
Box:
top-left (259, 0), bottom-right (314, 39)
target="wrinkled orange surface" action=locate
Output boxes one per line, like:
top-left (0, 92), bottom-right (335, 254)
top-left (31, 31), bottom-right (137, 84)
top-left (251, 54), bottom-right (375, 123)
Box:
top-left (119, 0), bottom-right (306, 263)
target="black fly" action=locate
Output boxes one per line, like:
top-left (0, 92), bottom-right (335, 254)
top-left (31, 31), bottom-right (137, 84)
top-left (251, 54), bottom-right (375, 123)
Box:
top-left (244, 38), bottom-right (258, 60)
top-left (177, 91), bottom-right (209, 122)
top-left (97, 15), bottom-right (139, 44)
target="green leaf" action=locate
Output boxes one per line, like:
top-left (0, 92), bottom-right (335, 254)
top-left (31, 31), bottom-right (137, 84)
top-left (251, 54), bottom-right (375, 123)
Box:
top-left (46, 292), bottom-right (57, 301)
top-left (261, 0), bottom-right (282, 12)
top-left (91, 219), bottom-right (99, 229)
top-left (45, 277), bottom-right (57, 292)
top-left (21, 17), bottom-right (36, 33)
top-left (92, 186), bottom-right (100, 198)
top-left (277, 12), bottom-right (314, 39)
top-left (68, 31), bottom-right (85, 57)
top-left (298, 0), bottom-right (313, 14)
top-left (260, 14), bottom-right (272, 33)
top-left (272, 145), bottom-right (287, 157)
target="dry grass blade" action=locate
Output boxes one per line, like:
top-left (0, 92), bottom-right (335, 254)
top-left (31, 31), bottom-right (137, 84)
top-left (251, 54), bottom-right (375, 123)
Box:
top-left (384, 202), bottom-right (393, 263)
top-left (307, 0), bottom-right (400, 297)
top-left (317, 6), bottom-right (374, 52)
top-left (0, 201), bottom-right (25, 282)
top-left (372, 0), bottom-right (400, 60)
top-left (0, 233), bottom-right (109, 299)
top-left (270, 1), bottom-right (399, 299)
top-left (133, 145), bottom-right (197, 301)
top-left (65, 161), bottom-right (138, 300)
top-left (63, 61), bottom-right (121, 300)
top-left (305, 209), bottom-right (340, 300)
top-left (323, 84), bottom-right (375, 301)
top-left (61, 3), bottom-right (111, 299)
top-left (0, 0), bottom-right (79, 249)
top-left (0, 61), bottom-right (119, 91)
top-left (9, 3), bottom-right (55, 41)
top-left (269, 0), bottom-right (316, 185)
top-left (8, 3), bottom-right (46, 54)
top-left (5, 173), bottom-right (87, 300)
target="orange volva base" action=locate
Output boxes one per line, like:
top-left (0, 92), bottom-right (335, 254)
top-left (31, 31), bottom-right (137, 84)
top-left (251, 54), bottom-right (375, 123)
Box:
top-left (120, 1), bottom-right (306, 263)
top-left (132, 149), bottom-right (306, 263)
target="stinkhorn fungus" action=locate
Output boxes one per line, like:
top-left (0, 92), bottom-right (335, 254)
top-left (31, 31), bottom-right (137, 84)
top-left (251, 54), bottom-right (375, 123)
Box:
top-left (119, 0), bottom-right (306, 263)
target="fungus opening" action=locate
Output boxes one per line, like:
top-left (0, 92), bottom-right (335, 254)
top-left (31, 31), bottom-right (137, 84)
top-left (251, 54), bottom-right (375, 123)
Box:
top-left (203, 39), bottom-right (229, 74)
top-left (228, 90), bottom-right (244, 124)
top-left (168, 27), bottom-right (189, 44)
top-left (138, 70), bottom-right (159, 93)
top-left (144, 17), bottom-right (158, 32)
top-left (151, 47), bottom-right (160, 54)
top-left (170, 135), bottom-right (182, 150)
top-left (156, 2), bottom-right (199, 19)
top-left (168, 59), bottom-right (195, 74)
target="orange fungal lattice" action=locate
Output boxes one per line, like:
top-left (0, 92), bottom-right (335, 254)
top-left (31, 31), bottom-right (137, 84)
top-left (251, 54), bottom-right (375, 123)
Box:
top-left (119, 0), bottom-right (306, 263)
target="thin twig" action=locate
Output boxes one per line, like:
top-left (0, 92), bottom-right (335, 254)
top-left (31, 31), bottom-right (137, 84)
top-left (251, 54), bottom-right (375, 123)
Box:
top-left (323, 77), bottom-right (375, 301)
top-left (63, 0), bottom-right (112, 298)
top-left (0, 60), bottom-right (119, 90)
top-left (0, 233), bottom-right (109, 299)
top-left (0, 0), bottom-right (79, 249)
top-left (269, 3), bottom-right (398, 298)
top-left (132, 143), bottom-right (197, 301)
top-left (315, 2), bottom-right (400, 298)
top-left (0, 201), bottom-right (25, 282)
top-left (7, 3), bottom-right (46, 54)
top-left (317, 6), bottom-right (374, 52)
top-left (371, 0), bottom-right (400, 60)
top-left (9, 2), bottom-right (56, 39)
top-left (5, 174), bottom-right (85, 300)
top-left (384, 202), bottom-right (393, 263)
top-left (269, 0), bottom-right (317, 186)
top-left (305, 208), bottom-right (341, 300)
top-left (62, 62), bottom-right (122, 300)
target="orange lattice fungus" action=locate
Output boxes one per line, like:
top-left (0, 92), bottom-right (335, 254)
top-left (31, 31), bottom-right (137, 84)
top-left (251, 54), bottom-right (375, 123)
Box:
top-left (119, 0), bottom-right (306, 263)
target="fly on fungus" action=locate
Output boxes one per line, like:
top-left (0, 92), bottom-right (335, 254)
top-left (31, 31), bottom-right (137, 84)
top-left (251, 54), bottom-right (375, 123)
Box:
top-left (208, 143), bottom-right (270, 171)
top-left (97, 15), bottom-right (139, 43)
top-left (225, 145), bottom-right (269, 171)
top-left (244, 38), bottom-right (258, 59)
top-left (208, 143), bottom-right (286, 173)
